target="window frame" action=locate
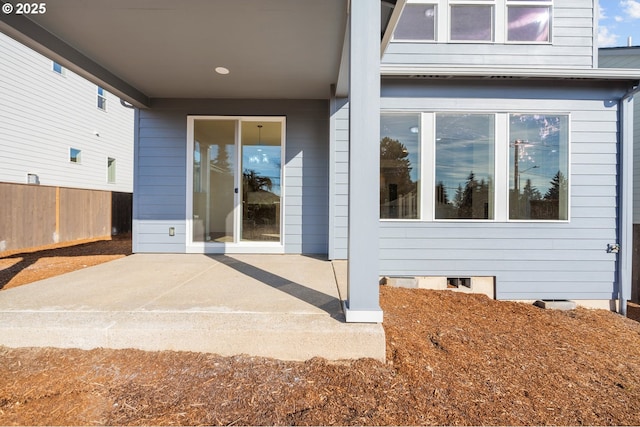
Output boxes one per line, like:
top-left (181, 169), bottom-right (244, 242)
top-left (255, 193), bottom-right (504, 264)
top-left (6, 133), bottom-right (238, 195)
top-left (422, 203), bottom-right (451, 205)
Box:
top-left (448, 1), bottom-right (496, 43)
top-left (107, 157), bottom-right (116, 183)
top-left (97, 86), bottom-right (107, 111)
top-left (380, 110), bottom-right (570, 223)
top-left (69, 148), bottom-right (82, 164)
top-left (504, 0), bottom-right (553, 44)
top-left (379, 112), bottom-right (423, 221)
top-left (391, 0), bottom-right (553, 44)
top-left (52, 61), bottom-right (64, 75)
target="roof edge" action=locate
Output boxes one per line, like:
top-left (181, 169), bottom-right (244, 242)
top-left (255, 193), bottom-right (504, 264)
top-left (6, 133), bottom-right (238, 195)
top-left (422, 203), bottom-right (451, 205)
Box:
top-left (380, 65), bottom-right (640, 81)
top-left (0, 4), bottom-right (151, 108)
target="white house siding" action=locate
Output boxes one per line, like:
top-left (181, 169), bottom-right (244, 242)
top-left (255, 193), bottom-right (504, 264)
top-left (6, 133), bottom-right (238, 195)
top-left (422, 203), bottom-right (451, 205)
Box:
top-left (0, 32), bottom-right (134, 193)
top-left (382, 0), bottom-right (595, 69)
top-left (599, 47), bottom-right (640, 224)
top-left (133, 99), bottom-right (329, 254)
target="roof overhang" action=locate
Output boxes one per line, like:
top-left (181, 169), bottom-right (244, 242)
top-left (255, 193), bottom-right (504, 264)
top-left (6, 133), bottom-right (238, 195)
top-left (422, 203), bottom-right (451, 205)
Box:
top-left (381, 65), bottom-right (640, 82)
top-left (0, 0), bottom-right (349, 108)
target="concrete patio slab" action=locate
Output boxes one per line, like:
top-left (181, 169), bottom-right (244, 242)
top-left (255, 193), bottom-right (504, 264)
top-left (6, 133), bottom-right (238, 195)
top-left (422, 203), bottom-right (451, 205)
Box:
top-left (0, 254), bottom-right (386, 361)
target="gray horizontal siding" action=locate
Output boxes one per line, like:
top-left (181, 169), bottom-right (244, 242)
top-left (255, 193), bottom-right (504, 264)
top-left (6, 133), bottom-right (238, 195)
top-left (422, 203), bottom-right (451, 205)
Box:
top-left (382, 0), bottom-right (595, 69)
top-left (328, 79), bottom-right (626, 301)
top-left (599, 48), bottom-right (640, 224)
top-left (377, 81), bottom-right (622, 301)
top-left (133, 99), bottom-right (328, 254)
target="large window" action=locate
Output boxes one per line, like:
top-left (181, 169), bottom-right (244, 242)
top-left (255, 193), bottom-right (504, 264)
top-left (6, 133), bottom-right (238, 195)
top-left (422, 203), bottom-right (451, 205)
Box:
top-left (380, 114), bottom-right (421, 219)
top-left (509, 114), bottom-right (568, 220)
top-left (380, 111), bottom-right (569, 222)
top-left (393, 0), bottom-right (552, 43)
top-left (435, 114), bottom-right (495, 219)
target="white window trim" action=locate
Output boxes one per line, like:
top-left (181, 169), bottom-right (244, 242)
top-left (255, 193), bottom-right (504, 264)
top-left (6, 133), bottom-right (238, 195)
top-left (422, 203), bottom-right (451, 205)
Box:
top-left (69, 147), bottom-right (81, 164)
top-left (97, 87), bottom-right (107, 112)
top-left (448, 0), bottom-right (496, 43)
top-left (107, 157), bottom-right (116, 184)
top-left (52, 61), bottom-right (65, 75)
top-left (185, 115), bottom-right (287, 254)
top-left (380, 110), bottom-right (571, 223)
top-left (393, 0), bottom-right (553, 44)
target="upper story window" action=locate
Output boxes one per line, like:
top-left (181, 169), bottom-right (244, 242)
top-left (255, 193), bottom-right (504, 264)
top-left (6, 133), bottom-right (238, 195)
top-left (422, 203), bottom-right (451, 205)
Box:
top-left (450, 3), bottom-right (494, 42)
top-left (70, 148), bottom-right (81, 164)
top-left (107, 157), bottom-right (116, 183)
top-left (52, 61), bottom-right (64, 74)
top-left (393, 0), bottom-right (552, 44)
top-left (506, 1), bottom-right (550, 42)
top-left (97, 86), bottom-right (107, 111)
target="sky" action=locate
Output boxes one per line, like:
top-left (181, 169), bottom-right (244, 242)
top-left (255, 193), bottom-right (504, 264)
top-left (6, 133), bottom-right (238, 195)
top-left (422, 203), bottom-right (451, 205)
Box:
top-left (598, 0), bottom-right (640, 47)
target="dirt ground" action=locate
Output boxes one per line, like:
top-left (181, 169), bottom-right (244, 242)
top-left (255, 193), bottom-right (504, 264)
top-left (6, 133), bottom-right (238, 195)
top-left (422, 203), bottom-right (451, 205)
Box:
top-left (1, 239), bottom-right (640, 425)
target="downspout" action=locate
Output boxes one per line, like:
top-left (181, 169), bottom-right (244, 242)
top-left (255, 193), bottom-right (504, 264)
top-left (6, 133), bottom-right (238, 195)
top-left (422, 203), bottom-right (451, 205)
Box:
top-left (618, 82), bottom-right (640, 316)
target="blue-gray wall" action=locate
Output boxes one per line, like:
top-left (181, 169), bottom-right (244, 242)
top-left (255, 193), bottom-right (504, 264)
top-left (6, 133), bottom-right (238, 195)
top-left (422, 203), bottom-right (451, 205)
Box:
top-left (331, 78), bottom-right (628, 301)
top-left (599, 47), bottom-right (640, 224)
top-left (133, 99), bottom-right (329, 254)
top-left (383, 0), bottom-right (596, 69)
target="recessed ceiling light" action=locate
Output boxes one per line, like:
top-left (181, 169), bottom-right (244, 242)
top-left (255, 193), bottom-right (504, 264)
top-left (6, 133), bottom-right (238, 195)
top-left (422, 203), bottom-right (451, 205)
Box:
top-left (215, 67), bottom-right (230, 75)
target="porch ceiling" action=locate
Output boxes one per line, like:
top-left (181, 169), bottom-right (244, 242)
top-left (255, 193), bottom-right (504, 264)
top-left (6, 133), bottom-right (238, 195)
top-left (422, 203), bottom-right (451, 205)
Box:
top-left (0, 0), bottom-right (348, 106)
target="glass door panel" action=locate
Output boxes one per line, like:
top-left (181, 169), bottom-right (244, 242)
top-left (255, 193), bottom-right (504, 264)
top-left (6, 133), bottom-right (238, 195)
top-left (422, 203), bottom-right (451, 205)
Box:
top-left (240, 121), bottom-right (282, 242)
top-left (192, 119), bottom-right (236, 243)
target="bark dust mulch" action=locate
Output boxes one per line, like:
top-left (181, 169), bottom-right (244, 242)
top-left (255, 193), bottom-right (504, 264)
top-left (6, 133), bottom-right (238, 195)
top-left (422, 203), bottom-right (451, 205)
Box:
top-left (1, 238), bottom-right (640, 425)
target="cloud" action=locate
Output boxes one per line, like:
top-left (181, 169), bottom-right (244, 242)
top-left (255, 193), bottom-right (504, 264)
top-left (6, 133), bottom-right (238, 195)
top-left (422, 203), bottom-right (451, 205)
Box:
top-left (615, 15), bottom-right (624, 22)
top-left (622, 0), bottom-right (640, 19)
top-left (599, 4), bottom-right (608, 20)
top-left (598, 26), bottom-right (619, 46)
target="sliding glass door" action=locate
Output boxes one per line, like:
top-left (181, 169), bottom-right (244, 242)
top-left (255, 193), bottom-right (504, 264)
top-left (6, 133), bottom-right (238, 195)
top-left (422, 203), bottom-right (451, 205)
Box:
top-left (188, 117), bottom-right (284, 252)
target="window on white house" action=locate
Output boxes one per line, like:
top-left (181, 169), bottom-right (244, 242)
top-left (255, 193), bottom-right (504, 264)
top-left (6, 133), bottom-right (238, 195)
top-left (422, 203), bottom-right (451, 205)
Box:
top-left (97, 86), bottom-right (107, 111)
top-left (450, 4), bottom-right (494, 41)
top-left (70, 148), bottom-right (81, 163)
top-left (107, 157), bottom-right (116, 183)
top-left (508, 114), bottom-right (568, 220)
top-left (380, 114), bottom-right (421, 219)
top-left (435, 114), bottom-right (495, 219)
top-left (52, 61), bottom-right (63, 74)
top-left (393, 3), bottom-right (437, 40)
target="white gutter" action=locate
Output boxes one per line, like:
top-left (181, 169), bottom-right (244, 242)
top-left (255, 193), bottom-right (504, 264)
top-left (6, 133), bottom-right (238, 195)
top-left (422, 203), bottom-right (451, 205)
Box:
top-left (380, 65), bottom-right (640, 81)
top-left (618, 83), bottom-right (640, 316)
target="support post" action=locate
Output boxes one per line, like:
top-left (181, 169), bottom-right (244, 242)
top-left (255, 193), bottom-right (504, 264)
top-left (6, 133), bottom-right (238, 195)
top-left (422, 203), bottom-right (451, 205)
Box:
top-left (344, 0), bottom-right (383, 323)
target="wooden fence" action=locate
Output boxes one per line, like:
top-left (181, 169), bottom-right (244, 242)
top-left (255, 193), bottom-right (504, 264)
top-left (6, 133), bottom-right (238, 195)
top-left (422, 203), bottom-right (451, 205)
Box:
top-left (0, 182), bottom-right (131, 253)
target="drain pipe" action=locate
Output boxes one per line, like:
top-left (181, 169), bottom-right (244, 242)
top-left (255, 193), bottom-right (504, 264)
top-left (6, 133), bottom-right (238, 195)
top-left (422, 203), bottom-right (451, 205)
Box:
top-left (618, 82), bottom-right (640, 316)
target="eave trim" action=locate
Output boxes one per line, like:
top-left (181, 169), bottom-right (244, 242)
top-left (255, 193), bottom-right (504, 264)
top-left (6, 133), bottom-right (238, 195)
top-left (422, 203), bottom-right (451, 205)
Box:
top-left (0, 5), bottom-right (151, 108)
top-left (381, 65), bottom-right (640, 81)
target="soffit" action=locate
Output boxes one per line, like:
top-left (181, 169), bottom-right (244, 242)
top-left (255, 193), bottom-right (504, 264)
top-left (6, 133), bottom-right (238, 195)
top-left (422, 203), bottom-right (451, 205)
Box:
top-left (12, 0), bottom-right (348, 100)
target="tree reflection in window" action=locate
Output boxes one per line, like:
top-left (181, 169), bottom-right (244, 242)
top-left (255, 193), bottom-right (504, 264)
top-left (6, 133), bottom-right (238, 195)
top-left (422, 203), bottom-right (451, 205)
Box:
top-left (435, 114), bottom-right (495, 220)
top-left (509, 114), bottom-right (568, 220)
top-left (380, 114), bottom-right (421, 219)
